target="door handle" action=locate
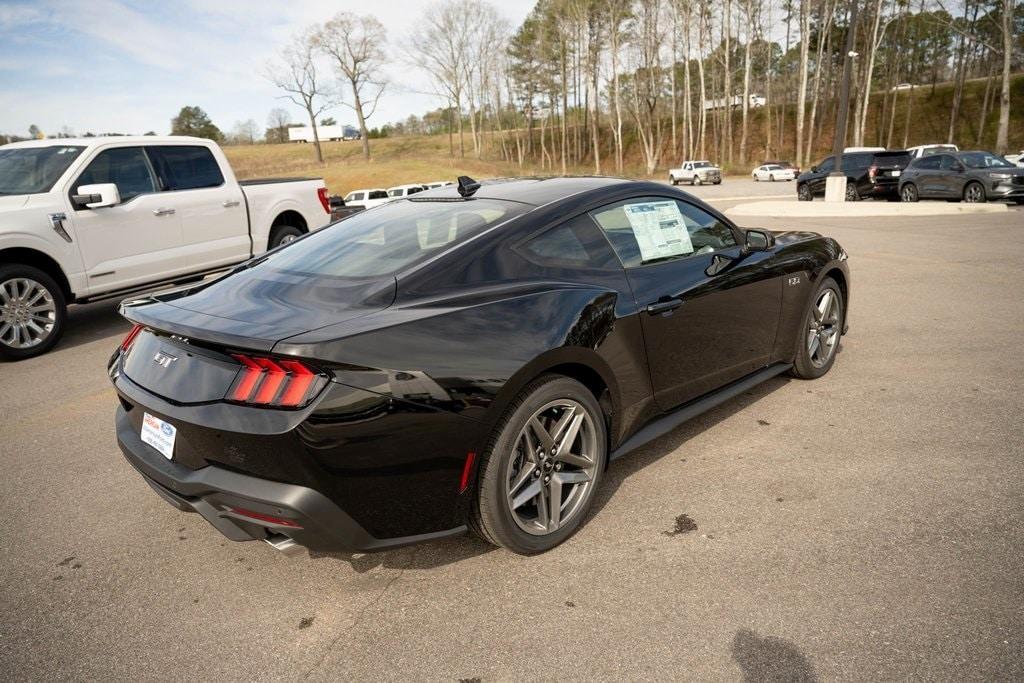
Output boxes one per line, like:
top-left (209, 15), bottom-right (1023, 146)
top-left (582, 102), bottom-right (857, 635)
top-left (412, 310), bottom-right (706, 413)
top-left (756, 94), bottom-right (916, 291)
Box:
top-left (646, 298), bottom-right (683, 315)
top-left (222, 200), bottom-right (240, 208)
top-left (152, 208), bottom-right (176, 216)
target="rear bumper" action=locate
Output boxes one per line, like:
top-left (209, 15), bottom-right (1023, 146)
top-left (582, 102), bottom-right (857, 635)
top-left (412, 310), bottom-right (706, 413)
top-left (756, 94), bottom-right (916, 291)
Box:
top-left (115, 405), bottom-right (466, 554)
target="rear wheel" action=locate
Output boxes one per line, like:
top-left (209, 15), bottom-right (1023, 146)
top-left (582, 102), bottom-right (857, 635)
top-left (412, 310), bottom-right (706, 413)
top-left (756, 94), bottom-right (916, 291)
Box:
top-left (769, 174), bottom-right (776, 182)
top-left (900, 183), bottom-right (919, 202)
top-left (0, 264), bottom-right (66, 361)
top-left (693, 175), bottom-right (702, 186)
top-left (797, 183), bottom-right (812, 201)
top-left (269, 224), bottom-right (304, 249)
top-left (845, 183), bottom-right (860, 201)
top-left (790, 276), bottom-right (843, 380)
top-left (669, 175), bottom-right (677, 186)
top-left (963, 182), bottom-right (986, 203)
top-left (470, 375), bottom-right (606, 555)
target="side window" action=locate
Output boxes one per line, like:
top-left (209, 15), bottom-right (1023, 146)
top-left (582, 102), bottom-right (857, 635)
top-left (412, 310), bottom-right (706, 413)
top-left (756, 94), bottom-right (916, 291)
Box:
top-left (521, 214), bottom-right (619, 269)
top-left (147, 146), bottom-right (224, 190)
top-left (817, 157), bottom-right (834, 174)
top-left (915, 156), bottom-right (940, 170)
top-left (939, 155), bottom-right (960, 171)
top-left (590, 197), bottom-right (737, 268)
top-left (369, 190), bottom-right (388, 200)
top-left (408, 186), bottom-right (424, 195)
top-left (74, 147), bottom-right (156, 204)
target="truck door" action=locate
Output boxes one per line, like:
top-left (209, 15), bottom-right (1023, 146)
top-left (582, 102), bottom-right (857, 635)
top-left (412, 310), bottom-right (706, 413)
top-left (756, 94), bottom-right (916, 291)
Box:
top-left (64, 146), bottom-right (187, 294)
top-left (147, 145), bottom-right (249, 270)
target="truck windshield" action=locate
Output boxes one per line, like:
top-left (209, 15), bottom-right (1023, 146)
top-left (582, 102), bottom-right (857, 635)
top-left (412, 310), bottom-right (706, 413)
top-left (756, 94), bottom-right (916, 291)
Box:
top-left (259, 197), bottom-right (529, 278)
top-left (0, 146), bottom-right (85, 195)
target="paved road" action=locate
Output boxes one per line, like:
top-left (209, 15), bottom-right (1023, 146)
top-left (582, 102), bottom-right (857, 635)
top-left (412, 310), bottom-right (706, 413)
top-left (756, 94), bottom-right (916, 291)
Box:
top-left (1, 202), bottom-right (1022, 681)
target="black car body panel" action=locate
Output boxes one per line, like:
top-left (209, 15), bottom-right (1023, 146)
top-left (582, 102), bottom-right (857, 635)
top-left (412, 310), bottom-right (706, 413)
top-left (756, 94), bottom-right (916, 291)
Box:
top-left (111, 177), bottom-right (850, 552)
top-left (899, 151), bottom-right (1024, 202)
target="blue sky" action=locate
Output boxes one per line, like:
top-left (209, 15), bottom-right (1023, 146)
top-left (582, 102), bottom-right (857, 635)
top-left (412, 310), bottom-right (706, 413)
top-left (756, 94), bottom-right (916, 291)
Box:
top-left (0, 0), bottom-right (536, 138)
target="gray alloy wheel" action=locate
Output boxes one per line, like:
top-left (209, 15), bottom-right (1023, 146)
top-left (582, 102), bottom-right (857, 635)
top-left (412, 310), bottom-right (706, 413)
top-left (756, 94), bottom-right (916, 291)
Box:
top-left (901, 183), bottom-right (919, 202)
top-left (0, 278), bottom-right (56, 350)
top-left (963, 182), bottom-right (986, 203)
top-left (790, 276), bottom-right (843, 380)
top-left (470, 375), bottom-right (607, 554)
top-left (845, 183), bottom-right (860, 201)
top-left (797, 184), bottom-right (812, 201)
top-left (505, 399), bottom-right (599, 536)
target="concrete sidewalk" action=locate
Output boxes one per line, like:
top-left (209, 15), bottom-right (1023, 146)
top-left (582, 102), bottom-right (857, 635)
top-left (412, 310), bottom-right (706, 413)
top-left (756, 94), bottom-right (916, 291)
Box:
top-left (727, 199), bottom-right (1009, 218)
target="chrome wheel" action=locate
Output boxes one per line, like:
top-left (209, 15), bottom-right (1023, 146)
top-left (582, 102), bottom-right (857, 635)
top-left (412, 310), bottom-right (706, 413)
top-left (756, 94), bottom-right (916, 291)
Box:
top-left (0, 278), bottom-right (56, 349)
top-left (963, 183), bottom-right (985, 203)
top-left (901, 184), bottom-right (918, 202)
top-left (807, 288), bottom-right (840, 368)
top-left (279, 233), bottom-right (298, 244)
top-left (505, 399), bottom-right (598, 536)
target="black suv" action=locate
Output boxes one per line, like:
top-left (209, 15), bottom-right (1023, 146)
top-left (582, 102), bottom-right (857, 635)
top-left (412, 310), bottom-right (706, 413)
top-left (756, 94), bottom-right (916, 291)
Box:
top-left (797, 150), bottom-right (911, 201)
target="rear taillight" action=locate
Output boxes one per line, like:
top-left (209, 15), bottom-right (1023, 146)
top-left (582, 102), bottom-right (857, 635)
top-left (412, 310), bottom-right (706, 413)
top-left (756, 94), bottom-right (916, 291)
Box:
top-left (868, 165), bottom-right (878, 180)
top-left (228, 354), bottom-right (326, 408)
top-left (317, 187), bottom-right (330, 214)
top-left (121, 323), bottom-right (144, 352)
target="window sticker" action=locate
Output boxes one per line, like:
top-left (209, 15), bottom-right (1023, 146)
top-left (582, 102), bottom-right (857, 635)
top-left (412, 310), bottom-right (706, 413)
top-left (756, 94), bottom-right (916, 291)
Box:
top-left (623, 201), bottom-right (694, 262)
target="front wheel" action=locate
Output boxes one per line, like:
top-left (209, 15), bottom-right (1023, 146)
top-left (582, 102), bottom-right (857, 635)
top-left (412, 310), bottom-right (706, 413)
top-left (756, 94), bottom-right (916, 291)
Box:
top-left (669, 175), bottom-right (677, 186)
top-left (790, 277), bottom-right (844, 380)
top-left (797, 184), bottom-right (812, 201)
top-left (963, 182), bottom-right (986, 203)
top-left (470, 375), bottom-right (607, 555)
top-left (900, 183), bottom-right (919, 202)
top-left (0, 264), bottom-right (67, 361)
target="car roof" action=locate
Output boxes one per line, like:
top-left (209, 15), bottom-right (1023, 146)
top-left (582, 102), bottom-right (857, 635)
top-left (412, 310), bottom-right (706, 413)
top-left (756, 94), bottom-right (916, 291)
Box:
top-left (351, 188), bottom-right (386, 193)
top-left (388, 184), bottom-right (426, 190)
top-left (416, 176), bottom-right (635, 207)
top-left (2, 135), bottom-right (209, 148)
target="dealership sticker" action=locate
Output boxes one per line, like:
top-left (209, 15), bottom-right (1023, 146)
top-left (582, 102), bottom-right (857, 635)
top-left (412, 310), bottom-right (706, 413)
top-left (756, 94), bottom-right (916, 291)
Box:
top-left (141, 412), bottom-right (176, 460)
top-left (623, 201), bottom-right (694, 262)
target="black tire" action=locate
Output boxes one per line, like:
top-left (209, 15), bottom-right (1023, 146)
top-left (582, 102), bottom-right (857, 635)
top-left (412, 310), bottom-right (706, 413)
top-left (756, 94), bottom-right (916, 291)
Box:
top-left (0, 264), bottom-right (67, 361)
top-left (753, 175), bottom-right (759, 182)
top-left (470, 374), bottom-right (607, 555)
top-left (669, 175), bottom-right (678, 186)
top-left (797, 183), bottom-right (812, 201)
top-left (845, 183), bottom-right (860, 201)
top-left (769, 174), bottom-right (776, 182)
top-left (790, 276), bottom-right (844, 380)
top-left (692, 175), bottom-right (701, 186)
top-left (900, 183), bottom-right (919, 202)
top-left (962, 181), bottom-right (986, 203)
top-left (269, 224), bottom-right (304, 249)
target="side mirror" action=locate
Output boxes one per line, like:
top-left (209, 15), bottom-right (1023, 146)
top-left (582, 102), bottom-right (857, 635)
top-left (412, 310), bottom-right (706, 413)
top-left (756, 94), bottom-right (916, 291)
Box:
top-left (810, 166), bottom-right (818, 173)
top-left (73, 183), bottom-right (120, 209)
top-left (953, 164), bottom-right (965, 173)
top-left (743, 229), bottom-right (774, 253)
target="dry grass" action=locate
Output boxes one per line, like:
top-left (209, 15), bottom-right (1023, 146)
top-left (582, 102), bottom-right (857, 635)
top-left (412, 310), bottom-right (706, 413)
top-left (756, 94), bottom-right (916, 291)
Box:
top-left (223, 135), bottom-right (557, 197)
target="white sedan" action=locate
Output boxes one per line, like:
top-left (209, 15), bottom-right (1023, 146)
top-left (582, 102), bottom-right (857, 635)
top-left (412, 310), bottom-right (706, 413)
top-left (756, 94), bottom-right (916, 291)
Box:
top-left (752, 164), bottom-right (795, 182)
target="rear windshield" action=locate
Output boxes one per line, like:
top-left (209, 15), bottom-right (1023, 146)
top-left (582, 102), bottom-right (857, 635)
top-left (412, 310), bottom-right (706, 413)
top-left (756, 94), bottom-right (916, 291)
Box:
top-left (0, 145), bottom-right (85, 195)
top-left (873, 152), bottom-right (911, 167)
top-left (260, 198), bottom-right (528, 278)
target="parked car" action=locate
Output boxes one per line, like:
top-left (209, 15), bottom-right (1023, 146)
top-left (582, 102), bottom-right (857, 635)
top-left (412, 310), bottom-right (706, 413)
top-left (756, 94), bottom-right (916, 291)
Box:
top-left (387, 184), bottom-right (427, 199)
top-left (669, 160), bottom-right (722, 186)
top-left (797, 150), bottom-right (911, 201)
top-left (891, 83), bottom-right (914, 91)
top-left (752, 164), bottom-right (796, 182)
top-left (898, 150), bottom-right (1024, 204)
top-left (424, 180), bottom-right (455, 189)
top-left (110, 176), bottom-right (850, 556)
top-left (763, 160), bottom-right (800, 175)
top-left (1004, 151), bottom-right (1024, 168)
top-left (343, 188), bottom-right (389, 210)
top-left (0, 136), bottom-right (331, 360)
top-left (906, 143), bottom-right (959, 159)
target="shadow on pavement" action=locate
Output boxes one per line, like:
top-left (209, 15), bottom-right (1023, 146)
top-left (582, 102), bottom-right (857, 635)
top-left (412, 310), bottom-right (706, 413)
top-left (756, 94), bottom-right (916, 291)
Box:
top-left (731, 628), bottom-right (819, 682)
top-left (307, 534), bottom-right (496, 573)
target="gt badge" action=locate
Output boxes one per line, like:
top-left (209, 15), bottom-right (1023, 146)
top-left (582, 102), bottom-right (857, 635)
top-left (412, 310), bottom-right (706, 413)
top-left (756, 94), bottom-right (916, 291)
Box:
top-left (788, 276), bottom-right (801, 286)
top-left (153, 351), bottom-right (178, 368)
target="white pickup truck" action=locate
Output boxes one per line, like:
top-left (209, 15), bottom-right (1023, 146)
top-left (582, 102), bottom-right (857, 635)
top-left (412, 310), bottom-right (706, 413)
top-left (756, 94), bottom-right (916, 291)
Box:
top-left (0, 135), bottom-right (331, 360)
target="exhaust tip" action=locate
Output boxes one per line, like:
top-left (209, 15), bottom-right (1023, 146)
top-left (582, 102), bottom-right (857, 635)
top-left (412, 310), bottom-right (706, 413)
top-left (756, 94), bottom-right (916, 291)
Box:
top-left (264, 533), bottom-right (304, 557)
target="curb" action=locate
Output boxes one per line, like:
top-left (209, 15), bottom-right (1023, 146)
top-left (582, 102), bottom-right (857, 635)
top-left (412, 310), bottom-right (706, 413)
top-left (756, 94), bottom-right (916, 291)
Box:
top-left (726, 200), bottom-right (1009, 218)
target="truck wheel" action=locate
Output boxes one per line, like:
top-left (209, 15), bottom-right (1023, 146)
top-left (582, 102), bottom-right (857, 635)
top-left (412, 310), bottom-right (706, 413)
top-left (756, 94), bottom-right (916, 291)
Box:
top-left (269, 225), bottom-right (304, 249)
top-left (693, 175), bottom-right (702, 186)
top-left (0, 264), bottom-right (67, 361)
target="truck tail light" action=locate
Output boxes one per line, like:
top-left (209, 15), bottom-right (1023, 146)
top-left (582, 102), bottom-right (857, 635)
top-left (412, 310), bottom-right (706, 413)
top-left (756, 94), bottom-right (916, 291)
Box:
top-left (868, 165), bottom-right (878, 181)
top-left (228, 354), bottom-right (327, 408)
top-left (317, 187), bottom-right (331, 214)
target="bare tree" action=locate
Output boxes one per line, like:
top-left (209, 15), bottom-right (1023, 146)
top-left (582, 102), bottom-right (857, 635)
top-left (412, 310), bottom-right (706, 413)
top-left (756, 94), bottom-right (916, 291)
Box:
top-left (409, 1), bottom-right (473, 157)
top-left (994, 0), bottom-right (1014, 153)
top-left (795, 0), bottom-right (811, 168)
top-left (318, 13), bottom-right (388, 160)
top-left (266, 107), bottom-right (291, 144)
top-left (266, 28), bottom-right (336, 163)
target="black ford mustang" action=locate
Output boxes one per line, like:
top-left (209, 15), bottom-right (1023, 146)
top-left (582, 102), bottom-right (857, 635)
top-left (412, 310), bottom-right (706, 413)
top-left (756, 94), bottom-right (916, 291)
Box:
top-left (111, 177), bottom-right (850, 556)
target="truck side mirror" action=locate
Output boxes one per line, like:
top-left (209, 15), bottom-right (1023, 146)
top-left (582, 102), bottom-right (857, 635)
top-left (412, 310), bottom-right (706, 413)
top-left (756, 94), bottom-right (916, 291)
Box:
top-left (73, 183), bottom-right (120, 209)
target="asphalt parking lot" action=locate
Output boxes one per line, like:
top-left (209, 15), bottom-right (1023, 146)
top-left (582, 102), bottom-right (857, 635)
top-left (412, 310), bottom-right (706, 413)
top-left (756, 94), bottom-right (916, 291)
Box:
top-left (2, 190), bottom-right (1023, 680)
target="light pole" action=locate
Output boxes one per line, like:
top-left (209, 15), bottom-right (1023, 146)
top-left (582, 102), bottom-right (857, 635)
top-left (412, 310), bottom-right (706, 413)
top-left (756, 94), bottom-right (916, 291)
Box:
top-left (825, 0), bottom-right (861, 202)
